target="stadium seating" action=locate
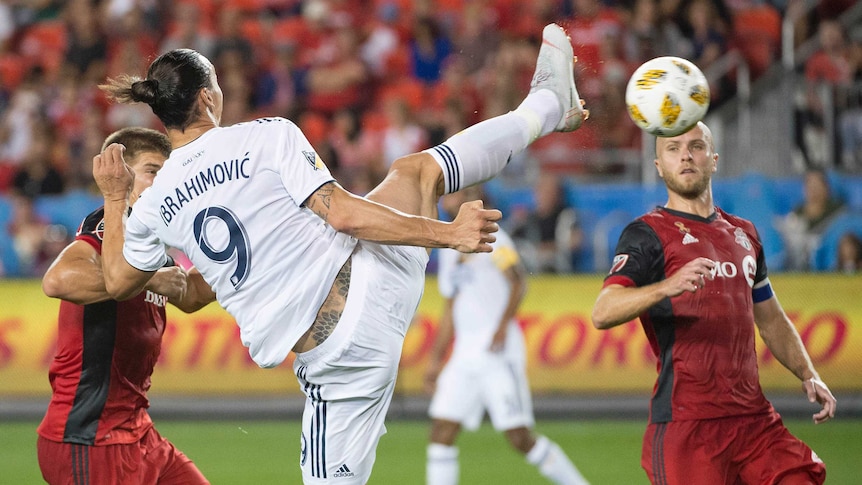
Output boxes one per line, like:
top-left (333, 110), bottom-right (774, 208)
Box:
top-left (831, 174), bottom-right (862, 213)
top-left (2, 174), bottom-right (860, 276)
top-left (0, 196), bottom-right (19, 277)
top-left (810, 211), bottom-right (862, 271)
top-left (714, 172), bottom-right (787, 270)
top-left (482, 172), bottom-right (862, 273)
top-left (33, 190), bottom-right (103, 236)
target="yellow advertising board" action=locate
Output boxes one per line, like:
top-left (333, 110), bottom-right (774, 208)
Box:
top-left (1, 274), bottom-right (860, 397)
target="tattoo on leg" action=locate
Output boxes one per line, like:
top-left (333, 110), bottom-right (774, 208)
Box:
top-left (309, 258), bottom-right (352, 346)
top-left (312, 311), bottom-right (339, 344)
top-left (335, 259), bottom-right (351, 298)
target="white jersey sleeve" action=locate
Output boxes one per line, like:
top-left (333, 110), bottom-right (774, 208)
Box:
top-left (124, 195), bottom-right (168, 271)
top-left (270, 119), bottom-right (335, 207)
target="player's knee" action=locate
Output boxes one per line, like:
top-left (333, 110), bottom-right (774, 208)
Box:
top-left (388, 153), bottom-right (442, 191)
top-left (504, 427), bottom-right (535, 454)
top-left (429, 420), bottom-right (460, 446)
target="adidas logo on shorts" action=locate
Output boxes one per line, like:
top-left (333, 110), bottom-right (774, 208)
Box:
top-left (333, 464), bottom-right (355, 478)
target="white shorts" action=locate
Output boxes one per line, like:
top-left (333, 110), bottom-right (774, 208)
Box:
top-left (429, 353), bottom-right (535, 432)
top-left (292, 242), bottom-right (428, 484)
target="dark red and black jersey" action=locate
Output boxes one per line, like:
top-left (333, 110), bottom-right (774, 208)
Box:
top-left (604, 207), bottom-right (773, 423)
top-left (38, 207), bottom-right (169, 446)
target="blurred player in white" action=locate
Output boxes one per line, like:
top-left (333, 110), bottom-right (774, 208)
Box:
top-left (425, 187), bottom-right (590, 485)
top-left (93, 24), bottom-right (587, 485)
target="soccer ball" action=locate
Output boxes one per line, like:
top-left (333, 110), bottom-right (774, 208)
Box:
top-left (625, 56), bottom-right (710, 137)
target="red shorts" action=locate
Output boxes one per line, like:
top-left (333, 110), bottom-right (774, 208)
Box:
top-left (38, 426), bottom-right (209, 485)
top-left (642, 412), bottom-right (825, 485)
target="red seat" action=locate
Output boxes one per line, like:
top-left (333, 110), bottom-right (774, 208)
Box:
top-left (732, 5), bottom-right (781, 78)
top-left (0, 54), bottom-right (28, 90)
top-left (19, 20), bottom-right (67, 76)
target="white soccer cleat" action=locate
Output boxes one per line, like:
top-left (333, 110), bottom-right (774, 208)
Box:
top-left (530, 23), bottom-right (586, 132)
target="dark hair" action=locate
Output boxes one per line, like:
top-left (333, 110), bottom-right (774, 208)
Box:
top-left (101, 127), bottom-right (171, 163)
top-left (100, 49), bottom-right (212, 131)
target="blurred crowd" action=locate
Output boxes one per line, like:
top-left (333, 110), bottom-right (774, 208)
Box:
top-left (0, 0), bottom-right (859, 277)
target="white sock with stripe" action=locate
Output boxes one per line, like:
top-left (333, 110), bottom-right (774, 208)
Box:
top-left (424, 90), bottom-right (561, 194)
top-left (526, 435), bottom-right (590, 485)
top-left (427, 443), bottom-right (459, 485)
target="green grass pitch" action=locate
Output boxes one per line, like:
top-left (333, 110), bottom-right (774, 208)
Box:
top-left (5, 418), bottom-right (860, 483)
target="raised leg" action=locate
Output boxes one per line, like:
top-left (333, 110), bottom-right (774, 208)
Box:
top-left (366, 23), bottom-right (586, 220)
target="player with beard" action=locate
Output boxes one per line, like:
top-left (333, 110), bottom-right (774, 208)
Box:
top-left (591, 122), bottom-right (836, 485)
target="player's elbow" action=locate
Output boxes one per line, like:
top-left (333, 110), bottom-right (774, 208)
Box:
top-left (326, 208), bottom-right (361, 236)
top-left (591, 286), bottom-right (630, 329)
top-left (591, 305), bottom-right (618, 330)
top-left (41, 270), bottom-right (65, 299)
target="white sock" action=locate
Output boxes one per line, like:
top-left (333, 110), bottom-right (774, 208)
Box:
top-left (427, 443), bottom-right (459, 485)
top-left (424, 90), bottom-right (560, 194)
top-left (515, 89), bottom-right (563, 138)
top-left (525, 435), bottom-right (590, 485)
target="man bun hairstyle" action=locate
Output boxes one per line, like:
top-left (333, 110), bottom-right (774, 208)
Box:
top-left (100, 49), bottom-right (212, 131)
top-left (129, 79), bottom-right (160, 105)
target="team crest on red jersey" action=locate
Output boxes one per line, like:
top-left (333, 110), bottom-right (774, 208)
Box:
top-left (95, 219), bottom-right (105, 240)
top-left (734, 228), bottom-right (752, 250)
top-left (610, 254), bottom-right (628, 274)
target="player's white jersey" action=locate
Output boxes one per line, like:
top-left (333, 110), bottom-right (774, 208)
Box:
top-left (437, 228), bottom-right (524, 361)
top-left (124, 118), bottom-right (357, 368)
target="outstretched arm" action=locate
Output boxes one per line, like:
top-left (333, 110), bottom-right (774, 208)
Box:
top-left (754, 295), bottom-right (836, 424)
top-left (304, 182), bottom-right (501, 253)
top-left (92, 143), bottom-right (156, 300)
top-left (42, 237), bottom-right (215, 313)
top-left (593, 257), bottom-right (716, 329)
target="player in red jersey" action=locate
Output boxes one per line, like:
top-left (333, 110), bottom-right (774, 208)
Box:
top-left (37, 127), bottom-right (216, 485)
top-left (591, 122), bottom-right (836, 485)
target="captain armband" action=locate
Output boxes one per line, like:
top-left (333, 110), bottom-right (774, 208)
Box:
top-left (752, 279), bottom-right (774, 303)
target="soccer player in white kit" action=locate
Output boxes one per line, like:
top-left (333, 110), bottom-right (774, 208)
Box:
top-left (425, 187), bottom-right (590, 485)
top-left (93, 24), bottom-right (587, 485)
